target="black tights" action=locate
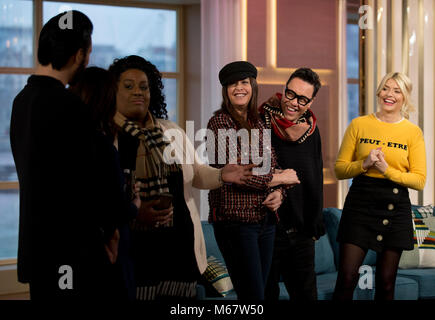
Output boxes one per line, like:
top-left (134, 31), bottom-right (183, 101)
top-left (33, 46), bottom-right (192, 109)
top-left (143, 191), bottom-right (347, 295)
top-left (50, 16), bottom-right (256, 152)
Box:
top-left (333, 243), bottom-right (403, 300)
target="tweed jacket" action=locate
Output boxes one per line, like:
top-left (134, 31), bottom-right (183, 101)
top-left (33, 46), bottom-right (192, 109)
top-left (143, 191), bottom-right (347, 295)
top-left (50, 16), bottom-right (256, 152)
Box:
top-left (207, 112), bottom-right (279, 224)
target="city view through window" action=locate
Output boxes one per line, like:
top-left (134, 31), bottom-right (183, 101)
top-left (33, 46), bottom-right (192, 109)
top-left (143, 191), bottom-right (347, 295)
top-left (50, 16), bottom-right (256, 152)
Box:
top-left (0, 0), bottom-right (179, 259)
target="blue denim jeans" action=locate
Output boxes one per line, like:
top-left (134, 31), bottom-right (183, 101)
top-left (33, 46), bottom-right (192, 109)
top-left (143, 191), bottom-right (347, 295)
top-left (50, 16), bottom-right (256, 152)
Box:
top-left (213, 214), bottom-right (276, 300)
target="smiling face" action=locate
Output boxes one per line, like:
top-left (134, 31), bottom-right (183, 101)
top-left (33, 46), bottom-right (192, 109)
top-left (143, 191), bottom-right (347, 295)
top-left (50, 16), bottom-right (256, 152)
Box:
top-left (226, 78), bottom-right (253, 111)
top-left (280, 77), bottom-right (314, 122)
top-left (116, 68), bottom-right (151, 123)
top-left (377, 78), bottom-right (404, 115)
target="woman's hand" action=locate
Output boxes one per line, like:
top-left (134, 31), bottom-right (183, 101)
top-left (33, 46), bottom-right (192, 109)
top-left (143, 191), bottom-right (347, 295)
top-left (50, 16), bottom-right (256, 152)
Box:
top-left (221, 163), bottom-right (257, 185)
top-left (372, 150), bottom-right (388, 174)
top-left (262, 190), bottom-right (283, 212)
top-left (362, 147), bottom-right (382, 170)
top-left (136, 199), bottom-right (173, 227)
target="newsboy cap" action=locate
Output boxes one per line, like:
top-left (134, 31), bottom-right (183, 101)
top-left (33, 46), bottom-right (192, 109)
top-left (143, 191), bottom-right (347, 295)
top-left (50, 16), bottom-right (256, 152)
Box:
top-left (218, 61), bottom-right (257, 86)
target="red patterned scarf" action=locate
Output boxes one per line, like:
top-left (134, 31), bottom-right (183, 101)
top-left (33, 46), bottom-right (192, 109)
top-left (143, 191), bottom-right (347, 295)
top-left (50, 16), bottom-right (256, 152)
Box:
top-left (259, 92), bottom-right (316, 143)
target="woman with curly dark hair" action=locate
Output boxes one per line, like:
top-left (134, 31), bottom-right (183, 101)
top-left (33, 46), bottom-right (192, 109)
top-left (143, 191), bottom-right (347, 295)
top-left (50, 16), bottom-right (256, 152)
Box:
top-left (108, 55), bottom-right (254, 300)
top-left (108, 55), bottom-right (168, 120)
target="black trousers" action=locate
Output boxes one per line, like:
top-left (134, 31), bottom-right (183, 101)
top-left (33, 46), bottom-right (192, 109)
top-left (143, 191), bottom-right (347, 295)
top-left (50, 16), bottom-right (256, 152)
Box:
top-left (265, 223), bottom-right (317, 300)
top-left (28, 253), bottom-right (124, 300)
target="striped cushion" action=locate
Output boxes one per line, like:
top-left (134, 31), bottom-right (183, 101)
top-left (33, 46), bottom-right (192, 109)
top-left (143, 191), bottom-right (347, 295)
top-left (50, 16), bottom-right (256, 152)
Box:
top-left (203, 256), bottom-right (234, 297)
top-left (399, 205), bottom-right (435, 269)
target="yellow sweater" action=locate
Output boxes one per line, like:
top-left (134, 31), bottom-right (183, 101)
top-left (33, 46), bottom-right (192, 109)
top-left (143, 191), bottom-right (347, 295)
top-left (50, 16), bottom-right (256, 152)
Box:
top-left (335, 114), bottom-right (426, 191)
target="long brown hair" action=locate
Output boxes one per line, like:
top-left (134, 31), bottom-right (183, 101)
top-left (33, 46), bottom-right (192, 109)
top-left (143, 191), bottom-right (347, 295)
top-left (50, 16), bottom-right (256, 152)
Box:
top-left (69, 66), bottom-right (117, 138)
top-left (216, 77), bottom-right (259, 130)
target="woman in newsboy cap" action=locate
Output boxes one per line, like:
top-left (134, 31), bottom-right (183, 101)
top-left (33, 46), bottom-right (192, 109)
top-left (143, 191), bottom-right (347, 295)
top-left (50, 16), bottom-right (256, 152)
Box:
top-left (206, 61), bottom-right (300, 300)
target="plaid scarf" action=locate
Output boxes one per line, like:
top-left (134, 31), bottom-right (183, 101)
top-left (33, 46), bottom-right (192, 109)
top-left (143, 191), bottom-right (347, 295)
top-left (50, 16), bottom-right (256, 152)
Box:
top-left (259, 92), bottom-right (316, 143)
top-left (114, 111), bottom-right (181, 201)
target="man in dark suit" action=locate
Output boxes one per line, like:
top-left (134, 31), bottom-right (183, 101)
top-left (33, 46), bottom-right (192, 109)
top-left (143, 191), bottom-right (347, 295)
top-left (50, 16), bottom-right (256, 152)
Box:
top-left (10, 11), bottom-right (118, 299)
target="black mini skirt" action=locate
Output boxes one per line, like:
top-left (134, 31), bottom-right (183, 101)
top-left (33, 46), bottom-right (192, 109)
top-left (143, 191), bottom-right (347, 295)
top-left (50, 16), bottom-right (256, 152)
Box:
top-left (337, 175), bottom-right (414, 252)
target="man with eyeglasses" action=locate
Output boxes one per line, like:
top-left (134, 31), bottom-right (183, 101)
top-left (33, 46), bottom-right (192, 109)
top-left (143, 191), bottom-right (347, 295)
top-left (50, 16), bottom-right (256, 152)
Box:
top-left (260, 67), bottom-right (325, 300)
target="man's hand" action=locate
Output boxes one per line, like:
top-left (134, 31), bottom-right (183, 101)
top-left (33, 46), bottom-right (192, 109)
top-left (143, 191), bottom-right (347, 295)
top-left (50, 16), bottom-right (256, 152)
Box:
top-left (262, 190), bottom-right (283, 212)
top-left (221, 163), bottom-right (257, 185)
top-left (104, 229), bottom-right (120, 264)
top-left (269, 168), bottom-right (300, 188)
top-left (136, 199), bottom-right (173, 227)
top-left (279, 169), bottom-right (300, 185)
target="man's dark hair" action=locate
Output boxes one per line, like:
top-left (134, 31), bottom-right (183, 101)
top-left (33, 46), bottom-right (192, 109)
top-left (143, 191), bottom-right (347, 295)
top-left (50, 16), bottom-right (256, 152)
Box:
top-left (37, 10), bottom-right (93, 70)
top-left (286, 67), bottom-right (321, 98)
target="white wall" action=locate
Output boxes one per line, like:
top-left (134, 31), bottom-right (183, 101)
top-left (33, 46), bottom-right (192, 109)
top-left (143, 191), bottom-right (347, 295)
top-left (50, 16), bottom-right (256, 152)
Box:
top-left (183, 4), bottom-right (206, 219)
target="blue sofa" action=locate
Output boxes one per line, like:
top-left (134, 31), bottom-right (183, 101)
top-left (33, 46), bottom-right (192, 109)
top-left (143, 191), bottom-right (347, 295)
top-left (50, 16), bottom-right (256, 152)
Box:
top-left (198, 206), bottom-right (435, 300)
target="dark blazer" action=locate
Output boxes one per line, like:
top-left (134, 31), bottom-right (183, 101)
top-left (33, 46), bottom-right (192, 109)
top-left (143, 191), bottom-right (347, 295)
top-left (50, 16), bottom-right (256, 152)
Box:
top-left (10, 75), bottom-right (119, 297)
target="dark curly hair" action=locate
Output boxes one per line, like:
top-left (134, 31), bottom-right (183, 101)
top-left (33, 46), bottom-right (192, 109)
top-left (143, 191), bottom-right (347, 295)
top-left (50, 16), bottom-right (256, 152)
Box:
top-left (108, 55), bottom-right (168, 119)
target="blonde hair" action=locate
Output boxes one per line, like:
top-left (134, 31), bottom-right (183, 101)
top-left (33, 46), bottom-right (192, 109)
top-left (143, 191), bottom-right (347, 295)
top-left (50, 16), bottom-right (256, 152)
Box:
top-left (376, 72), bottom-right (415, 119)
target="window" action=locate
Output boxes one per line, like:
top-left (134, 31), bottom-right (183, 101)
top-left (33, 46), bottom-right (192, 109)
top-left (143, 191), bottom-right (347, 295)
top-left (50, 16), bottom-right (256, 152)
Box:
top-left (345, 0), bottom-right (361, 189)
top-left (43, 2), bottom-right (177, 72)
top-left (0, 0), bottom-right (33, 261)
top-left (347, 0), bottom-right (360, 124)
top-left (0, 0), bottom-right (181, 261)
top-left (0, 0), bottom-right (33, 68)
top-left (43, 1), bottom-right (179, 122)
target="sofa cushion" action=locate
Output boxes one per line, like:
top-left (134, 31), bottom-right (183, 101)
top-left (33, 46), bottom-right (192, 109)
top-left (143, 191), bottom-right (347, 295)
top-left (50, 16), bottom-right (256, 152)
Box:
top-left (323, 207), bottom-right (377, 267)
top-left (201, 221), bottom-right (225, 263)
top-left (399, 206), bottom-right (435, 269)
top-left (278, 282), bottom-right (290, 300)
top-left (316, 270), bottom-right (419, 300)
top-left (203, 256), bottom-right (234, 297)
top-left (411, 204), bottom-right (435, 215)
top-left (362, 250), bottom-right (377, 266)
top-left (353, 274), bottom-right (419, 300)
top-left (316, 272), bottom-right (338, 300)
top-left (397, 268), bottom-right (435, 299)
top-left (393, 276), bottom-right (423, 300)
top-left (322, 207), bottom-right (343, 268)
top-left (314, 234), bottom-right (336, 274)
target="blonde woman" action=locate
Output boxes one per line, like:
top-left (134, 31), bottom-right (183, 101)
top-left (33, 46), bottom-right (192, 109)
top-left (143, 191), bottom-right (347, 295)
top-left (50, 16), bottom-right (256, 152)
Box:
top-left (333, 72), bottom-right (426, 300)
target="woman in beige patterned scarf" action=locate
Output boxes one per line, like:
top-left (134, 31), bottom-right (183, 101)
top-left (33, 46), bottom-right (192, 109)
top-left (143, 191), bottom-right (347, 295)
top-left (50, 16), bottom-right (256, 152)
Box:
top-left (109, 55), bottom-right (253, 300)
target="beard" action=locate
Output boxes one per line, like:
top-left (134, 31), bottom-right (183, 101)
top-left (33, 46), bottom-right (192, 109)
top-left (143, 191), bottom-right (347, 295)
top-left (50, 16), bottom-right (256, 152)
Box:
top-left (68, 59), bottom-right (87, 86)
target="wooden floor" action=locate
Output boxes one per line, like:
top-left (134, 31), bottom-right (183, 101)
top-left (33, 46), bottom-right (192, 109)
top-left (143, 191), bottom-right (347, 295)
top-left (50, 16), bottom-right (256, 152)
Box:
top-left (0, 292), bottom-right (30, 300)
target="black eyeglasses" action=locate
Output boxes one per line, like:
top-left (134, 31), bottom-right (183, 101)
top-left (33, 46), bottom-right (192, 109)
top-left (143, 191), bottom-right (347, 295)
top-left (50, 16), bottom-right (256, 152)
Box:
top-left (284, 89), bottom-right (313, 106)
